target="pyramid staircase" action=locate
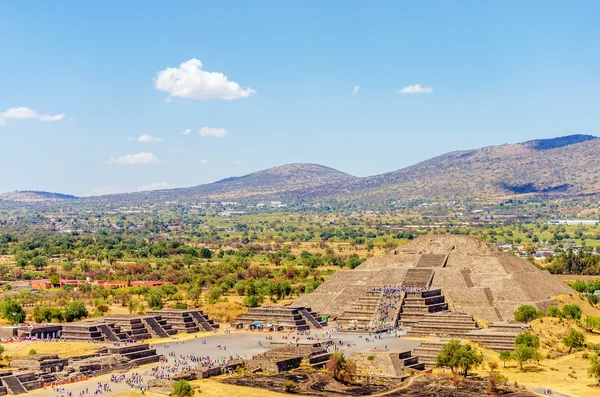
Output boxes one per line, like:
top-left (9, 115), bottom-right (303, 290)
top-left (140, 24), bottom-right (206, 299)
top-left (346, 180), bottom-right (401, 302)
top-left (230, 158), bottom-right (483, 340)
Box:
top-left (189, 310), bottom-right (220, 331)
top-left (412, 338), bottom-right (452, 368)
top-left (466, 322), bottom-right (530, 351)
top-left (233, 307), bottom-right (324, 331)
top-left (406, 312), bottom-right (478, 337)
top-left (142, 317), bottom-right (170, 338)
top-left (106, 344), bottom-right (162, 366)
top-left (96, 323), bottom-right (121, 342)
top-left (398, 289), bottom-right (448, 326)
top-left (337, 291), bottom-right (382, 328)
top-left (0, 375), bottom-right (27, 395)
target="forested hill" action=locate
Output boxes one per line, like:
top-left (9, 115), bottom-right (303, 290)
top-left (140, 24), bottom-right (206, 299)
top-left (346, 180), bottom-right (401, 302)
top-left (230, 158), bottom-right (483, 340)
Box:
top-left (2, 134), bottom-right (599, 204)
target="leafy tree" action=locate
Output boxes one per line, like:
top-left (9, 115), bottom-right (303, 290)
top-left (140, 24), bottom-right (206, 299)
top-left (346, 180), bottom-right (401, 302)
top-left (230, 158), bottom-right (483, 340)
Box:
top-left (65, 300), bottom-right (88, 322)
top-left (2, 300), bottom-right (26, 325)
top-left (512, 344), bottom-right (535, 370)
top-left (199, 247), bottom-right (212, 259)
top-left (147, 291), bottom-right (163, 310)
top-left (326, 352), bottom-right (356, 383)
top-left (562, 329), bottom-right (585, 354)
top-left (588, 294), bottom-right (599, 305)
top-left (435, 340), bottom-right (483, 376)
top-left (205, 287), bottom-right (222, 304)
top-left (499, 350), bottom-right (512, 368)
top-left (514, 305), bottom-right (542, 322)
top-left (562, 304), bottom-right (582, 320)
top-left (547, 305), bottom-right (562, 318)
top-left (172, 379), bottom-right (195, 397)
top-left (515, 332), bottom-right (540, 349)
top-left (583, 315), bottom-right (600, 332)
top-left (589, 355), bottom-right (600, 386)
top-left (49, 274), bottom-right (60, 286)
top-left (243, 294), bottom-right (264, 308)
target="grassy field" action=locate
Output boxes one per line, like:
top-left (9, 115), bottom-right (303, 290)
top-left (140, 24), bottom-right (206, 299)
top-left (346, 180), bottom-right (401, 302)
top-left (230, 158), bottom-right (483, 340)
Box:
top-left (1, 340), bottom-right (103, 367)
top-left (109, 378), bottom-right (288, 397)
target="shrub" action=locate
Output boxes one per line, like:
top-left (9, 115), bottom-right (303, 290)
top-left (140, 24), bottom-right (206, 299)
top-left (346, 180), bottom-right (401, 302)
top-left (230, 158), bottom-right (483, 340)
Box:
top-left (174, 303), bottom-right (188, 310)
top-left (172, 380), bottom-right (195, 397)
top-left (547, 305), bottom-right (562, 317)
top-left (65, 301), bottom-right (88, 322)
top-left (562, 304), bottom-right (582, 320)
top-left (2, 300), bottom-right (26, 325)
top-left (514, 305), bottom-right (543, 323)
top-left (282, 380), bottom-right (295, 392)
top-left (588, 294), bottom-right (599, 305)
top-left (28, 349), bottom-right (37, 355)
top-left (563, 329), bottom-right (586, 354)
top-left (367, 355), bottom-right (375, 361)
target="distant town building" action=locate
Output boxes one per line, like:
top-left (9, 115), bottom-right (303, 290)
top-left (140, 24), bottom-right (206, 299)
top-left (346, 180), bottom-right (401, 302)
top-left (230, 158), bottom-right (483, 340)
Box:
top-left (548, 220), bottom-right (600, 225)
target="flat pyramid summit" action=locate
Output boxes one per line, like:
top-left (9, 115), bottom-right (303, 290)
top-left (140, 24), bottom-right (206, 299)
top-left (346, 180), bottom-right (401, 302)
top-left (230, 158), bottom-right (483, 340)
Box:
top-left (294, 235), bottom-right (573, 322)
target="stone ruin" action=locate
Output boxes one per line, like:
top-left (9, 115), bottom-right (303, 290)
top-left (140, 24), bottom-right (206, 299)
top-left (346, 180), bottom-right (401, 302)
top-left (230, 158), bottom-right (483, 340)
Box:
top-left (294, 235), bottom-right (573, 324)
top-left (0, 343), bottom-right (161, 395)
top-left (245, 345), bottom-right (331, 373)
top-left (8, 309), bottom-right (220, 344)
top-left (232, 306), bottom-right (327, 331)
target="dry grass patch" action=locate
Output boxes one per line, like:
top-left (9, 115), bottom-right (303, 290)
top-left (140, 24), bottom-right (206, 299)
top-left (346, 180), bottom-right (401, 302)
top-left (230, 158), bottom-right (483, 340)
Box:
top-left (554, 293), bottom-right (600, 317)
top-left (1, 341), bottom-right (103, 366)
top-left (190, 378), bottom-right (288, 397)
top-left (463, 340), bottom-right (600, 397)
top-left (202, 301), bottom-right (247, 323)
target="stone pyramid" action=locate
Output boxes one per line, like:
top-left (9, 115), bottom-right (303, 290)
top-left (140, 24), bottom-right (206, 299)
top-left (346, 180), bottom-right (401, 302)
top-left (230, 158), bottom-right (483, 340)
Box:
top-left (293, 235), bottom-right (573, 322)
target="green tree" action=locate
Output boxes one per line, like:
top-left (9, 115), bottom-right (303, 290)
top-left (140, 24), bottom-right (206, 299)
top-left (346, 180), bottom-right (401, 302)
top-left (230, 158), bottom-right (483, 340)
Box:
top-left (562, 329), bottom-right (585, 354)
top-left (49, 274), bottom-right (60, 286)
top-left (2, 300), bottom-right (26, 325)
top-left (514, 305), bottom-right (542, 323)
top-left (583, 315), bottom-right (600, 332)
top-left (562, 304), bottom-right (582, 320)
top-left (515, 332), bottom-right (540, 349)
top-left (205, 287), bottom-right (222, 304)
top-left (172, 379), bottom-right (195, 397)
top-left (499, 350), bottom-right (512, 368)
top-left (243, 294), bottom-right (264, 308)
top-left (547, 305), bottom-right (562, 318)
top-left (589, 355), bottom-right (600, 386)
top-left (435, 340), bottom-right (483, 376)
top-left (147, 291), bottom-right (163, 310)
top-left (512, 344), bottom-right (535, 371)
top-left (65, 300), bottom-right (88, 322)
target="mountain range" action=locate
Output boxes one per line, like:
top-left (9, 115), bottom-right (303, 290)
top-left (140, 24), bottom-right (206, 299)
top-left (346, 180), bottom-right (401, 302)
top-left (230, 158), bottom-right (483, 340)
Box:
top-left (2, 134), bottom-right (599, 204)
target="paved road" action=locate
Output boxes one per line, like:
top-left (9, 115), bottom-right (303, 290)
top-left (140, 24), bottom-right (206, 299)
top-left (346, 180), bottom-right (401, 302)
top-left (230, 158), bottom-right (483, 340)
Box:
top-left (29, 329), bottom-right (422, 397)
top-left (153, 329), bottom-right (421, 359)
top-left (529, 386), bottom-right (573, 397)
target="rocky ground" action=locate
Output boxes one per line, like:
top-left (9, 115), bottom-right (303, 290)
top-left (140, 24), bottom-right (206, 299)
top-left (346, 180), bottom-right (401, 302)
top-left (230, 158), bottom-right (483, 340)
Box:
top-left (223, 371), bottom-right (538, 396)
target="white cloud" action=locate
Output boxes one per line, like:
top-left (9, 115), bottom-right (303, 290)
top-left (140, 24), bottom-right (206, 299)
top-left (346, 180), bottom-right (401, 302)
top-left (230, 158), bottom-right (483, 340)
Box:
top-left (107, 152), bottom-right (160, 165)
top-left (138, 181), bottom-right (170, 191)
top-left (137, 134), bottom-right (163, 143)
top-left (352, 85), bottom-right (360, 96)
top-left (182, 128), bottom-right (192, 135)
top-left (399, 84), bottom-right (433, 94)
top-left (199, 127), bottom-right (228, 137)
top-left (200, 159), bottom-right (209, 164)
top-left (233, 160), bottom-right (243, 165)
top-left (155, 58), bottom-right (256, 101)
top-left (0, 106), bottom-right (65, 125)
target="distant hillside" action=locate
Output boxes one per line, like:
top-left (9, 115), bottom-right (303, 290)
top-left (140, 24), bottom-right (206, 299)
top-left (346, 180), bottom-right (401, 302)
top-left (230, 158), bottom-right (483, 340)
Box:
top-left (85, 163), bottom-right (357, 203)
top-left (3, 135), bottom-right (599, 204)
top-left (335, 134), bottom-right (599, 201)
top-left (0, 190), bottom-right (77, 203)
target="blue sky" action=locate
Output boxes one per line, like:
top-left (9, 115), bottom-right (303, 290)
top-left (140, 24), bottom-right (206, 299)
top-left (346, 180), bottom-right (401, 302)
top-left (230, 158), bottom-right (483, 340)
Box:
top-left (1, 1), bottom-right (599, 196)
